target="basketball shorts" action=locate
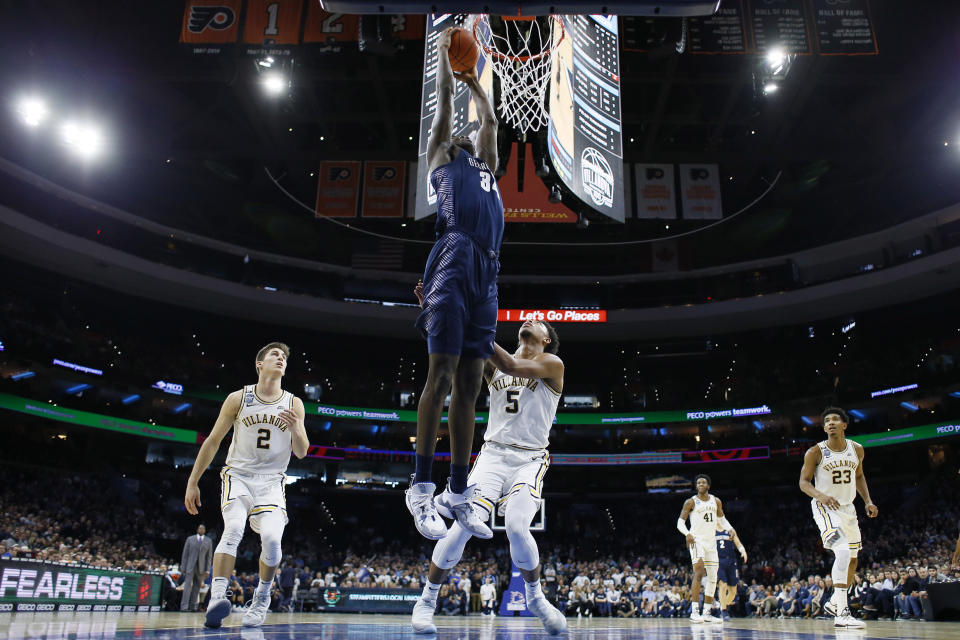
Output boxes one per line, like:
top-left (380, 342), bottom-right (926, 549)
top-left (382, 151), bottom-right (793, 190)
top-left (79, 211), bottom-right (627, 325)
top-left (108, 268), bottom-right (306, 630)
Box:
top-left (220, 467), bottom-right (288, 533)
top-left (811, 500), bottom-right (861, 552)
top-left (717, 560), bottom-right (739, 585)
top-left (689, 537), bottom-right (719, 568)
top-left (416, 236), bottom-right (499, 359)
top-left (467, 441), bottom-right (550, 518)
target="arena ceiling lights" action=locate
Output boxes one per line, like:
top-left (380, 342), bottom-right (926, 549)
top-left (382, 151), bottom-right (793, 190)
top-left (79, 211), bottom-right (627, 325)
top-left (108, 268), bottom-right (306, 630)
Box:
top-left (14, 96), bottom-right (48, 127)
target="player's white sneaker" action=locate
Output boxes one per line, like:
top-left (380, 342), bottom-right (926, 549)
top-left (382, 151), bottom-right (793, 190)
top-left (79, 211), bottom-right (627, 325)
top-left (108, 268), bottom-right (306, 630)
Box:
top-left (204, 596), bottom-right (231, 628)
top-left (834, 608), bottom-right (865, 628)
top-left (434, 483), bottom-right (493, 539)
top-left (241, 591), bottom-right (271, 627)
top-left (702, 610), bottom-right (722, 623)
top-left (411, 598), bottom-right (438, 634)
top-left (405, 478), bottom-right (447, 540)
top-left (690, 610), bottom-right (704, 623)
top-left (823, 601), bottom-right (837, 617)
top-left (527, 595), bottom-right (567, 636)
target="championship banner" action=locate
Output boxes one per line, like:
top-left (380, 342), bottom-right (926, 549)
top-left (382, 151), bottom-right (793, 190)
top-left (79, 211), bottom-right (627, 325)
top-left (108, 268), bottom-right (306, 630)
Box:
top-left (548, 15), bottom-right (625, 221)
top-left (414, 14), bottom-right (494, 220)
top-left (315, 161), bottom-right (362, 218)
top-left (180, 0), bottom-right (242, 46)
top-left (679, 164), bottom-right (723, 220)
top-left (635, 164), bottom-right (677, 219)
top-left (313, 587), bottom-right (419, 613)
top-left (243, 0), bottom-right (304, 46)
top-left (303, 4), bottom-right (361, 47)
top-left (811, 0), bottom-right (878, 56)
top-left (0, 560), bottom-right (162, 612)
top-left (499, 143), bottom-right (577, 223)
top-left (498, 309), bottom-right (606, 323)
top-left (361, 162), bottom-right (406, 218)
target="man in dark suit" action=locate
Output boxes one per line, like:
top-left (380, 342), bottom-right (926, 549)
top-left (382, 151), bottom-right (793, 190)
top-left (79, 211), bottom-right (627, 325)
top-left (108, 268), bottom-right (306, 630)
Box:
top-left (181, 524), bottom-right (213, 612)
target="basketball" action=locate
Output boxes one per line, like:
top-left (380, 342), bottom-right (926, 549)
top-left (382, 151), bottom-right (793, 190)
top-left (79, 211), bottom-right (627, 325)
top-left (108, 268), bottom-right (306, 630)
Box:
top-left (447, 27), bottom-right (479, 74)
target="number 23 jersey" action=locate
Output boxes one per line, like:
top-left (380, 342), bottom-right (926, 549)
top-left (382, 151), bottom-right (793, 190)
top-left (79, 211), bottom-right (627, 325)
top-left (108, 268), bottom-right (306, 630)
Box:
top-left (486, 368), bottom-right (561, 450)
top-left (225, 385), bottom-right (294, 475)
top-left (813, 439), bottom-right (859, 506)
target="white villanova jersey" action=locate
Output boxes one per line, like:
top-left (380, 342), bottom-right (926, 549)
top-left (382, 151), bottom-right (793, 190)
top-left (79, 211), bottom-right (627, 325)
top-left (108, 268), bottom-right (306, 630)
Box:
top-left (813, 439), bottom-right (859, 505)
top-left (485, 368), bottom-right (561, 450)
top-left (689, 494), bottom-right (718, 541)
top-left (225, 385), bottom-right (294, 475)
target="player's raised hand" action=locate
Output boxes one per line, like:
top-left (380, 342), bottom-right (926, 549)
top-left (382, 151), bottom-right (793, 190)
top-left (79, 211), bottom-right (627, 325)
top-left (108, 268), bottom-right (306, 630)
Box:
top-left (184, 483), bottom-right (202, 515)
top-left (414, 280), bottom-right (425, 307)
top-left (865, 502), bottom-right (879, 518)
top-left (454, 67), bottom-right (479, 85)
top-left (437, 27), bottom-right (454, 51)
top-left (278, 408), bottom-right (303, 430)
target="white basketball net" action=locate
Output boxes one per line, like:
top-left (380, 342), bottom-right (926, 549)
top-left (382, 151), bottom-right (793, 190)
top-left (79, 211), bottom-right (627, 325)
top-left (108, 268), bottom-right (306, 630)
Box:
top-left (472, 15), bottom-right (564, 134)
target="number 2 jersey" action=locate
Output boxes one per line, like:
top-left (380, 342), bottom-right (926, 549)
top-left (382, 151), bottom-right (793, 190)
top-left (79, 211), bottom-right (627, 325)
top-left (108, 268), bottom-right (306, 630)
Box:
top-left (224, 385), bottom-right (294, 475)
top-left (486, 368), bottom-right (561, 450)
top-left (813, 438), bottom-right (859, 506)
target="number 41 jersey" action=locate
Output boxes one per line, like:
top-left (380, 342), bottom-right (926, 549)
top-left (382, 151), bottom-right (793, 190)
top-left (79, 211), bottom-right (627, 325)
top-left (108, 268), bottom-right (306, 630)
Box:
top-left (225, 385), bottom-right (294, 475)
top-left (814, 439), bottom-right (859, 506)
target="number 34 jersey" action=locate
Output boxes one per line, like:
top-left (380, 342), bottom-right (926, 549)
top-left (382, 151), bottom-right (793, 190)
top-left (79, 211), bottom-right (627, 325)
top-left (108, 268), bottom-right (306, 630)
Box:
top-left (813, 439), bottom-right (859, 506)
top-left (485, 369), bottom-right (561, 450)
top-left (225, 385), bottom-right (294, 475)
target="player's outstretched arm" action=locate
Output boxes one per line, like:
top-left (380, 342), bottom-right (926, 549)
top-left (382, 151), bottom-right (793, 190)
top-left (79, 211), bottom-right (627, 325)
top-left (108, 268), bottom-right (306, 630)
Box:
top-left (184, 390), bottom-right (242, 515)
top-left (457, 69), bottom-right (498, 171)
top-left (854, 443), bottom-right (878, 517)
top-left (280, 396), bottom-right (310, 459)
top-left (427, 28), bottom-right (456, 174)
top-left (490, 342), bottom-right (563, 380)
top-left (798, 445), bottom-right (839, 509)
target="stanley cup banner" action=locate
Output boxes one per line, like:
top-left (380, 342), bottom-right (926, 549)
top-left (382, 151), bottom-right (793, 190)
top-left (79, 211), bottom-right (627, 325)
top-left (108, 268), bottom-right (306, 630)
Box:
top-left (679, 164), bottom-right (723, 220)
top-left (635, 164), bottom-right (677, 219)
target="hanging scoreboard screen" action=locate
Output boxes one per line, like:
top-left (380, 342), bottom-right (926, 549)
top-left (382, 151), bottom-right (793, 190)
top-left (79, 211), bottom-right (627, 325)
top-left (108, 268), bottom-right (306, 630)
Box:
top-left (548, 15), bottom-right (625, 222)
top-left (414, 14), bottom-right (495, 220)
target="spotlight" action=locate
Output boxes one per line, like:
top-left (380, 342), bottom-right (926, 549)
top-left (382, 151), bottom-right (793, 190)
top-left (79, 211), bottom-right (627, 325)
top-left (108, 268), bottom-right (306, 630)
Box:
top-left (257, 56), bottom-right (275, 68)
top-left (16, 97), bottom-right (48, 127)
top-left (766, 47), bottom-right (785, 70)
top-left (535, 158), bottom-right (550, 178)
top-left (548, 184), bottom-right (562, 204)
top-left (763, 82), bottom-right (778, 95)
top-left (60, 121), bottom-right (104, 159)
top-left (262, 72), bottom-right (288, 95)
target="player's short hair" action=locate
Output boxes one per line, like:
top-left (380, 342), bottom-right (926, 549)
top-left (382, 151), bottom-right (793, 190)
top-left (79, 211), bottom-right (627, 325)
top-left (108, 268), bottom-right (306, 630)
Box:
top-left (256, 342), bottom-right (290, 373)
top-left (451, 135), bottom-right (475, 157)
top-left (543, 321), bottom-right (560, 355)
top-left (821, 406), bottom-right (849, 424)
top-left (695, 474), bottom-right (711, 487)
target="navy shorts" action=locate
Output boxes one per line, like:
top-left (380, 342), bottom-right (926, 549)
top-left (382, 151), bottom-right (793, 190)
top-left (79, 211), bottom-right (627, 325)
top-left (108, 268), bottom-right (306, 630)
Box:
top-left (717, 561), bottom-right (739, 585)
top-left (415, 234), bottom-right (499, 359)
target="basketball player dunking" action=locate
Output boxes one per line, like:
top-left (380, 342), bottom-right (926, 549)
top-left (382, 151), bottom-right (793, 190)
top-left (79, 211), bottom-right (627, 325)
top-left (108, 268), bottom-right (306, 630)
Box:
top-left (799, 406), bottom-right (878, 629)
top-left (184, 342), bottom-right (309, 628)
top-left (677, 474), bottom-right (738, 623)
top-left (409, 319), bottom-right (566, 636)
top-left (406, 26), bottom-right (503, 541)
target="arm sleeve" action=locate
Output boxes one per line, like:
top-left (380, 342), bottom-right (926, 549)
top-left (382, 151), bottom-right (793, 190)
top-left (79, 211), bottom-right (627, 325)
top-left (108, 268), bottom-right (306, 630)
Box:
top-left (676, 518), bottom-right (690, 536)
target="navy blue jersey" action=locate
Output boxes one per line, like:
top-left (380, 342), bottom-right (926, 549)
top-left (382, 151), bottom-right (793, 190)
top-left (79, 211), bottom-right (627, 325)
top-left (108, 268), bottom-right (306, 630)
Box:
top-left (716, 529), bottom-right (737, 562)
top-left (431, 148), bottom-right (504, 255)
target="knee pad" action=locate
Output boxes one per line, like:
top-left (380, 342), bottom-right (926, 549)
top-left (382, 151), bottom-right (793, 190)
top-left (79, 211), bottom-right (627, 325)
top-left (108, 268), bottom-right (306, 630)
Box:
top-left (215, 519), bottom-right (245, 557)
top-left (831, 545), bottom-right (851, 584)
top-left (431, 522), bottom-right (473, 570)
top-left (704, 564), bottom-right (718, 598)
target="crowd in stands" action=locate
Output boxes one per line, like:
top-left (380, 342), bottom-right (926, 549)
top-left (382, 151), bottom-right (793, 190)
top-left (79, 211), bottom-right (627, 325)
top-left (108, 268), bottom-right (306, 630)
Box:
top-left (2, 460), bottom-right (958, 621)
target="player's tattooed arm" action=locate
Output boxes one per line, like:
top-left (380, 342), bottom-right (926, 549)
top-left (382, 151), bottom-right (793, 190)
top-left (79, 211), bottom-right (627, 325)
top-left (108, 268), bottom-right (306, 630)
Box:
top-left (482, 360), bottom-right (497, 386)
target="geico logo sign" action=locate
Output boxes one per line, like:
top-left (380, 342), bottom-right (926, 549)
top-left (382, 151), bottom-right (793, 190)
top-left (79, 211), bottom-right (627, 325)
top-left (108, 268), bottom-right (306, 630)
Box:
top-left (0, 603), bottom-right (13, 611)
top-left (76, 604), bottom-right (92, 611)
top-left (15, 603), bottom-right (36, 611)
top-left (0, 569), bottom-right (124, 600)
top-left (59, 604), bottom-right (75, 611)
top-left (36, 603), bottom-right (55, 611)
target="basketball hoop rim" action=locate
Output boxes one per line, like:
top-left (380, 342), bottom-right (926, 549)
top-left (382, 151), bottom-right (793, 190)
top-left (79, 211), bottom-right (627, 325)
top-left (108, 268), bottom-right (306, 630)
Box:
top-left (472, 14), bottom-right (565, 64)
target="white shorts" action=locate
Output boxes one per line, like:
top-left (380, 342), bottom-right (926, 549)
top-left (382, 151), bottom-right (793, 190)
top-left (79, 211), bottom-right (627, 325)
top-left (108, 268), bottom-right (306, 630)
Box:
top-left (468, 441), bottom-right (550, 517)
top-left (811, 500), bottom-right (861, 552)
top-left (689, 537), bottom-right (719, 568)
top-left (220, 467), bottom-right (288, 533)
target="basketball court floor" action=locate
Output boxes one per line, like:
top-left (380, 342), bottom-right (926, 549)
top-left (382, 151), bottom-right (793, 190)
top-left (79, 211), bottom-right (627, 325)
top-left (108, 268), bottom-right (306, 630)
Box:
top-left (1, 613), bottom-right (956, 640)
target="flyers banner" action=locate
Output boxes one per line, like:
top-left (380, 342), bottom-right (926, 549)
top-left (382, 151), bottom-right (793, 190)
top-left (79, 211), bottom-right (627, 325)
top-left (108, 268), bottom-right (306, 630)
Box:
top-left (315, 161), bottom-right (361, 218)
top-left (0, 560), bottom-right (162, 612)
top-left (243, 0), bottom-right (304, 46)
top-left (414, 14), bottom-right (494, 220)
top-left (498, 309), bottom-right (607, 323)
top-left (361, 162), bottom-right (406, 218)
top-left (679, 164), bottom-right (723, 220)
top-left (811, 0), bottom-right (878, 56)
top-left (180, 0), bottom-right (242, 46)
top-left (635, 164), bottom-right (677, 219)
top-left (499, 143), bottom-right (577, 223)
top-left (548, 15), bottom-right (625, 221)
